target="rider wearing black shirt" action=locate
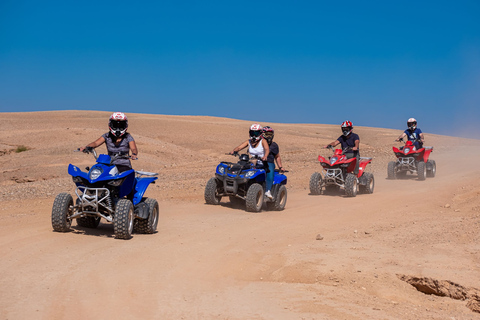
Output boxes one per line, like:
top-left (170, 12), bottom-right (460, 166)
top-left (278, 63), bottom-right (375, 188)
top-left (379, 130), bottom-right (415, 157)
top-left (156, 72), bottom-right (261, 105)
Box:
top-left (324, 120), bottom-right (360, 174)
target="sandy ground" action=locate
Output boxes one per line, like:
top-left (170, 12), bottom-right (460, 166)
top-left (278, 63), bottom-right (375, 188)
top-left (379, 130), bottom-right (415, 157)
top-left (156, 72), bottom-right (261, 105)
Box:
top-left (1, 110), bottom-right (480, 319)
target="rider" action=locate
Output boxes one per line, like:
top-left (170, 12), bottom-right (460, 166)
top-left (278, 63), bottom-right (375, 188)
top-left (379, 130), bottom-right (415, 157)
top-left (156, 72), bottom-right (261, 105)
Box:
top-left (230, 123), bottom-right (269, 168)
top-left (324, 120), bottom-right (360, 174)
top-left (79, 112), bottom-right (138, 172)
top-left (395, 117), bottom-right (424, 149)
top-left (262, 126), bottom-right (284, 200)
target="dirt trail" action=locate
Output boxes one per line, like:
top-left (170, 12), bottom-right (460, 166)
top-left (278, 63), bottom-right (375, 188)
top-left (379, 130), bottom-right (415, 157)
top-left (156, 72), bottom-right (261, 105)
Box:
top-left (1, 111), bottom-right (480, 319)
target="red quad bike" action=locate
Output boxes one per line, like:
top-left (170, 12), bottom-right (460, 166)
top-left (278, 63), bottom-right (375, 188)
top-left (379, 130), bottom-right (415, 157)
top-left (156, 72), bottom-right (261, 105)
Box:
top-left (310, 146), bottom-right (374, 197)
top-left (387, 138), bottom-right (435, 180)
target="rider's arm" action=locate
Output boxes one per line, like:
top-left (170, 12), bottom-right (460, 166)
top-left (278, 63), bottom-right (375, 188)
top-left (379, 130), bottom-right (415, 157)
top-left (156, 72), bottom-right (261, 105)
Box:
top-left (275, 153), bottom-right (284, 171)
top-left (324, 140), bottom-right (340, 148)
top-left (80, 136), bottom-right (105, 152)
top-left (396, 132), bottom-right (406, 141)
top-left (261, 139), bottom-right (269, 161)
top-left (232, 140), bottom-right (249, 154)
top-left (129, 140), bottom-right (138, 160)
top-left (353, 138), bottom-right (359, 151)
top-left (419, 132), bottom-right (425, 143)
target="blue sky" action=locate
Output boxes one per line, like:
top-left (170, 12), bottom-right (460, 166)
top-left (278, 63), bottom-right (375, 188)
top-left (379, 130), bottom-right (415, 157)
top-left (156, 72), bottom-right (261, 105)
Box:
top-left (1, 1), bottom-right (479, 138)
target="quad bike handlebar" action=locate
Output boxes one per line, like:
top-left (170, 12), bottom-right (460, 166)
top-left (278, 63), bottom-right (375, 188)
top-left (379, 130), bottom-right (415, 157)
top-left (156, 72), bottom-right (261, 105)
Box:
top-left (326, 145), bottom-right (353, 154)
top-left (76, 147), bottom-right (137, 162)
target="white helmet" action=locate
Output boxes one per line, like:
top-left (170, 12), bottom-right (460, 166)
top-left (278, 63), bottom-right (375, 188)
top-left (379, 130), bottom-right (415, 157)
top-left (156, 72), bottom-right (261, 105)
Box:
top-left (407, 118), bottom-right (417, 131)
top-left (249, 123), bottom-right (262, 142)
top-left (109, 112), bottom-right (128, 137)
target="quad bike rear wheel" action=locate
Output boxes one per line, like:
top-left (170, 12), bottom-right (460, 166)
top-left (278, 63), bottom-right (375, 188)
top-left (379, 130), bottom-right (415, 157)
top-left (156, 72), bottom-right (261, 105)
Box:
top-left (77, 216), bottom-right (101, 228)
top-left (309, 172), bottom-right (323, 195)
top-left (134, 198), bottom-right (159, 234)
top-left (344, 173), bottom-right (358, 197)
top-left (267, 185), bottom-right (287, 211)
top-left (51, 193), bottom-right (73, 232)
top-left (426, 160), bottom-right (436, 178)
top-left (359, 172), bottom-right (374, 194)
top-left (246, 183), bottom-right (264, 212)
top-left (324, 185), bottom-right (340, 195)
top-left (387, 161), bottom-right (396, 179)
top-left (114, 199), bottom-right (134, 239)
top-left (417, 161), bottom-right (427, 181)
top-left (205, 177), bottom-right (221, 205)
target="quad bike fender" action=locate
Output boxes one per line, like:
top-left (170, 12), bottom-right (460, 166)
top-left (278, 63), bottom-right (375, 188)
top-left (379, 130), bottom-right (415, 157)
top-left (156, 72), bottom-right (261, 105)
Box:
top-left (132, 177), bottom-right (158, 205)
top-left (392, 146), bottom-right (402, 153)
top-left (357, 157), bottom-right (372, 177)
top-left (273, 173), bottom-right (287, 185)
top-left (345, 157), bottom-right (357, 173)
top-left (422, 147), bottom-right (433, 162)
top-left (68, 164), bottom-right (89, 180)
top-left (318, 155), bottom-right (328, 164)
top-left (118, 172), bottom-right (136, 198)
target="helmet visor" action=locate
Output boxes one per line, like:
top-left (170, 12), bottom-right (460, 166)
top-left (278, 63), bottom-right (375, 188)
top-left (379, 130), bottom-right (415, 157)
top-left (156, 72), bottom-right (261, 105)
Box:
top-left (110, 120), bottom-right (127, 130)
top-left (249, 130), bottom-right (262, 137)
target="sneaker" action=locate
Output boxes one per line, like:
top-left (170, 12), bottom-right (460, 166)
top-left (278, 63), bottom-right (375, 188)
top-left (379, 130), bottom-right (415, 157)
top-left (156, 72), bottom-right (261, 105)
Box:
top-left (265, 190), bottom-right (273, 200)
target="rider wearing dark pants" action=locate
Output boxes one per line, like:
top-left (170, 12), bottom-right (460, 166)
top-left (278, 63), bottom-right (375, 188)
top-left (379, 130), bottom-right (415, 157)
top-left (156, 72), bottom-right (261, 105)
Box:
top-left (324, 120), bottom-right (360, 175)
top-left (262, 126), bottom-right (284, 200)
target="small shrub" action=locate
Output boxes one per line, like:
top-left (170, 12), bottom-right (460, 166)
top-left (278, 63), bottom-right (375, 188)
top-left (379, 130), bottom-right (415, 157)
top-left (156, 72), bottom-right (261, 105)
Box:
top-left (15, 145), bottom-right (29, 153)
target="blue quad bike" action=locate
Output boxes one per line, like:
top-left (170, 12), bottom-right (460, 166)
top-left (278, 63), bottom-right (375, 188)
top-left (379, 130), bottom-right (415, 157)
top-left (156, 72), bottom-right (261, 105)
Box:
top-left (204, 153), bottom-right (288, 212)
top-left (51, 148), bottom-right (159, 239)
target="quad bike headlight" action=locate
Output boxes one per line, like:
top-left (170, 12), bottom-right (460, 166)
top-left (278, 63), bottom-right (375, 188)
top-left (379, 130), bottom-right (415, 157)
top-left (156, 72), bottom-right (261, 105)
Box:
top-left (245, 171), bottom-right (255, 178)
top-left (404, 148), bottom-right (410, 154)
top-left (218, 166), bottom-right (225, 174)
top-left (89, 168), bottom-right (103, 180)
top-left (330, 157), bottom-right (338, 165)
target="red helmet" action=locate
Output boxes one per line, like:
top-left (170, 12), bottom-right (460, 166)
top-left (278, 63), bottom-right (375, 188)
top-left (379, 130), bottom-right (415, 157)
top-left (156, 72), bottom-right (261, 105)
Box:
top-left (109, 112), bottom-right (128, 137)
top-left (341, 120), bottom-right (353, 136)
top-left (249, 123), bottom-right (263, 142)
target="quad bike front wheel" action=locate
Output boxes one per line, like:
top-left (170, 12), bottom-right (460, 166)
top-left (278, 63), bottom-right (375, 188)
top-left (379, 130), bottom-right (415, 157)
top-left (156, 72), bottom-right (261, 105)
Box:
top-left (205, 177), bottom-right (221, 205)
top-left (344, 173), bottom-right (358, 197)
top-left (52, 193), bottom-right (73, 232)
top-left (417, 161), bottom-right (427, 181)
top-left (134, 198), bottom-right (159, 234)
top-left (246, 183), bottom-right (264, 212)
top-left (114, 199), bottom-right (134, 240)
top-left (309, 172), bottom-right (323, 195)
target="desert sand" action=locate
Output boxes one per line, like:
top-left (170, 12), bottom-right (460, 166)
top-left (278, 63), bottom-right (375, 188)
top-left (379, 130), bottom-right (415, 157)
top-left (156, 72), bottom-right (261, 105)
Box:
top-left (1, 110), bottom-right (480, 319)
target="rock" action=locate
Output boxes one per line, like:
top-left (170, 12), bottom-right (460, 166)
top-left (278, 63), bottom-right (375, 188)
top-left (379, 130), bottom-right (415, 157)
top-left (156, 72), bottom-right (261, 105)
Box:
top-left (444, 204), bottom-right (451, 208)
top-left (316, 234), bottom-right (324, 240)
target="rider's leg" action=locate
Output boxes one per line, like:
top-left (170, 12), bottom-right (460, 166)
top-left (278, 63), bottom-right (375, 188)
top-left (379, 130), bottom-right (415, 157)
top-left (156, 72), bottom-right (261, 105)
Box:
top-left (266, 162), bottom-right (275, 193)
